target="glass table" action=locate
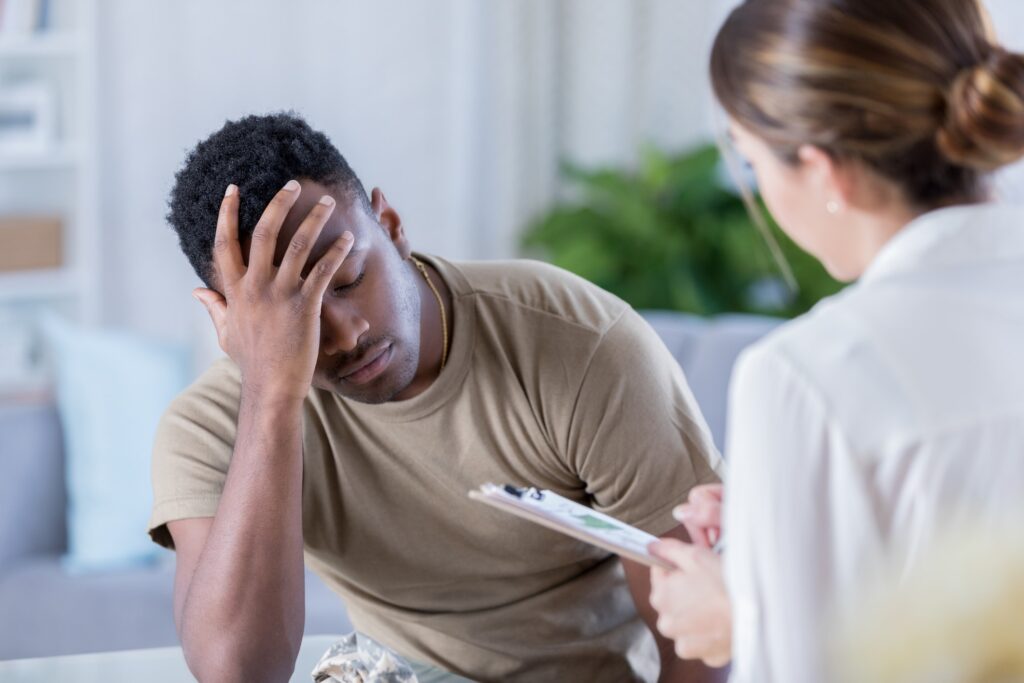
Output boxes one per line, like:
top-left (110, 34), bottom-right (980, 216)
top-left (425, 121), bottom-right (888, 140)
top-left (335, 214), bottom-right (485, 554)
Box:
top-left (0, 634), bottom-right (341, 682)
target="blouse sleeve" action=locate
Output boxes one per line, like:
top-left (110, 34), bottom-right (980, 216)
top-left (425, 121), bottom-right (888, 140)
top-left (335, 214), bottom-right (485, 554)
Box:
top-left (723, 343), bottom-right (848, 683)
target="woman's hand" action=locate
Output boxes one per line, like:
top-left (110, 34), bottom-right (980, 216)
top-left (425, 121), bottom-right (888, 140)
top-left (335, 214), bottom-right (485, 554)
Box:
top-left (649, 538), bottom-right (733, 668)
top-left (192, 180), bottom-right (354, 404)
top-left (673, 483), bottom-right (723, 549)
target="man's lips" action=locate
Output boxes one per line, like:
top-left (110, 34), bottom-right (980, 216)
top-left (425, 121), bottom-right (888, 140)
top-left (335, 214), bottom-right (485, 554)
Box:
top-left (338, 343), bottom-right (393, 385)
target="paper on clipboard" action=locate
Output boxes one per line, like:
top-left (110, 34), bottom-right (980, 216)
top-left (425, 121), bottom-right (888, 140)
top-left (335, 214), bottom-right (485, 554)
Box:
top-left (468, 483), bottom-right (673, 569)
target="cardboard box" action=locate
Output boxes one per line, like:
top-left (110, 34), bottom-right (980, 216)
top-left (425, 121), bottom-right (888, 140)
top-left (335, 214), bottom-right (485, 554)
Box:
top-left (0, 216), bottom-right (63, 271)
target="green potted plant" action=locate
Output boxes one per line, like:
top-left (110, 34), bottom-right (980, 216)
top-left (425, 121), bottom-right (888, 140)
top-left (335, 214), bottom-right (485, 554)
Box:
top-left (522, 144), bottom-right (843, 318)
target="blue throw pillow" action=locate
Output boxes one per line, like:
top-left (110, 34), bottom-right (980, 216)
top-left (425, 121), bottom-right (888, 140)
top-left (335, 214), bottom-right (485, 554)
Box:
top-left (42, 315), bottom-right (188, 573)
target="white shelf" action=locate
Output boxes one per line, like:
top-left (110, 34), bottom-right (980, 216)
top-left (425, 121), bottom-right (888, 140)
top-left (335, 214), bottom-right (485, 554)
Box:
top-left (0, 145), bottom-right (78, 170)
top-left (0, 267), bottom-right (78, 302)
top-left (0, 31), bottom-right (80, 58)
top-left (0, 0), bottom-right (99, 400)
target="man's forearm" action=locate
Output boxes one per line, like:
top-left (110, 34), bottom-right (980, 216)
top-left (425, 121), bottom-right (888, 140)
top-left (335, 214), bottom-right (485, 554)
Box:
top-left (179, 388), bottom-right (307, 681)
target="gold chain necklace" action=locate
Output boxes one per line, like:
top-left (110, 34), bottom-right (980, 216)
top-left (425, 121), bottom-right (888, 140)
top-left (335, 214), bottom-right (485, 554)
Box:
top-left (411, 256), bottom-right (448, 371)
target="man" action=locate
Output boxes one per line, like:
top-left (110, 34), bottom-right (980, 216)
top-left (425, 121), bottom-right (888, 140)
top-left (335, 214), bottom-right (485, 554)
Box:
top-left (149, 112), bottom-right (724, 682)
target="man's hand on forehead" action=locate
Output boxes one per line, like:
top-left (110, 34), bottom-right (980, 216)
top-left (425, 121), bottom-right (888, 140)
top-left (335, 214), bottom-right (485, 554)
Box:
top-left (260, 180), bottom-right (370, 278)
top-left (192, 179), bottom-right (355, 403)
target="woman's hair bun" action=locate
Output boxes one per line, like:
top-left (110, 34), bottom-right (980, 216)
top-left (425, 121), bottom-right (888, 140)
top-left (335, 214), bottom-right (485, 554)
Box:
top-left (937, 46), bottom-right (1024, 171)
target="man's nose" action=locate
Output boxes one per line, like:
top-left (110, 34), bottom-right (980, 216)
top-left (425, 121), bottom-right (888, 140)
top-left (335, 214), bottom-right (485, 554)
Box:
top-left (320, 304), bottom-right (370, 355)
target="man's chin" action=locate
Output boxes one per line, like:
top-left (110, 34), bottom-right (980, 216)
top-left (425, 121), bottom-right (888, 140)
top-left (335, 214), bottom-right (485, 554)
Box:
top-left (317, 367), bottom-right (416, 405)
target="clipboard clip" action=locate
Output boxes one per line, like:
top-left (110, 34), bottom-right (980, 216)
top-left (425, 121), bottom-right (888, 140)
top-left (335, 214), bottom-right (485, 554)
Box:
top-left (502, 484), bottom-right (545, 501)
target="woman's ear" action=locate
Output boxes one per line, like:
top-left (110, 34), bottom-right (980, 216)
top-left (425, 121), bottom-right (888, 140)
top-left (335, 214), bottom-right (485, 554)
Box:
top-left (370, 187), bottom-right (412, 258)
top-left (797, 144), bottom-right (852, 212)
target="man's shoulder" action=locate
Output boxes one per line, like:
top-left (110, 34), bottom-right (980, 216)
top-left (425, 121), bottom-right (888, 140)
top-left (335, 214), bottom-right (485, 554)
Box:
top-left (163, 358), bottom-right (338, 436)
top-left (156, 357), bottom-right (243, 443)
top-left (168, 357), bottom-right (241, 413)
top-left (442, 257), bottom-right (629, 335)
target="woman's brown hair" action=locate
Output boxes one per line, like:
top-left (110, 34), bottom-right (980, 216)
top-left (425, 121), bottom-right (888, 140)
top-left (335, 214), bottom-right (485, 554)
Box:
top-left (710, 0), bottom-right (1024, 209)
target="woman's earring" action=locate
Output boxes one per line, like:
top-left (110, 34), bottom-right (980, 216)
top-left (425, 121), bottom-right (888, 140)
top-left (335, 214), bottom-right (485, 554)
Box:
top-left (826, 200), bottom-right (841, 214)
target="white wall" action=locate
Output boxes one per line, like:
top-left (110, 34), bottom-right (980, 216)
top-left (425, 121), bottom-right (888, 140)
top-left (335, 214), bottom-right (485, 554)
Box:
top-left (93, 0), bottom-right (718, 371)
top-left (93, 0), bottom-right (1024, 372)
top-left (96, 1), bottom-right (498, 363)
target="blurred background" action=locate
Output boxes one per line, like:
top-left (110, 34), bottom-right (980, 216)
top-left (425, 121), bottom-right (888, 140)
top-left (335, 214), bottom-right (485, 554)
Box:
top-left (1, 0), bottom-right (1023, 662)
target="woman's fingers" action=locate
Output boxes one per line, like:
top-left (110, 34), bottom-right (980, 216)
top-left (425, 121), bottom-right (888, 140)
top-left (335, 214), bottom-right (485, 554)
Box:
top-left (674, 502), bottom-right (721, 548)
top-left (648, 538), bottom-right (697, 570)
top-left (673, 484), bottom-right (724, 549)
top-left (689, 484), bottom-right (724, 505)
top-left (277, 194), bottom-right (337, 284)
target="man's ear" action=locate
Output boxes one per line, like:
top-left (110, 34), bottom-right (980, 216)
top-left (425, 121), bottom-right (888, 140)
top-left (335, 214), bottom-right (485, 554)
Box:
top-left (370, 187), bottom-right (411, 259)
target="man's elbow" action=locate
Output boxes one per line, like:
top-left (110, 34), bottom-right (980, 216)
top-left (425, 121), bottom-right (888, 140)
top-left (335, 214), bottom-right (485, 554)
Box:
top-left (183, 634), bottom-right (300, 683)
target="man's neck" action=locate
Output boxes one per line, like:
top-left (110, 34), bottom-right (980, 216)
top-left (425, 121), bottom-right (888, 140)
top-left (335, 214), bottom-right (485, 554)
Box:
top-left (392, 257), bottom-right (454, 401)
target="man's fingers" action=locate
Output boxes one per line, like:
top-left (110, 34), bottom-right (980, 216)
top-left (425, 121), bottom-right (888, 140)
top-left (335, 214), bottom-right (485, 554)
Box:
top-left (302, 231), bottom-right (354, 299)
top-left (192, 288), bottom-right (228, 334)
top-left (277, 194), bottom-right (337, 284)
top-left (213, 184), bottom-right (245, 285)
top-left (248, 179), bottom-right (302, 277)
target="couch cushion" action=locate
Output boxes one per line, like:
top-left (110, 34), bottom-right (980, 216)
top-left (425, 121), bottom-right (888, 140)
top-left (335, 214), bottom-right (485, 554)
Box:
top-left (0, 402), bottom-right (67, 572)
top-left (681, 314), bottom-right (781, 451)
top-left (42, 316), bottom-right (189, 572)
top-left (0, 558), bottom-right (178, 659)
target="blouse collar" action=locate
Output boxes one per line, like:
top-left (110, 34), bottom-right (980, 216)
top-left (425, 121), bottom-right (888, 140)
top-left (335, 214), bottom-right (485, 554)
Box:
top-left (860, 203), bottom-right (1024, 285)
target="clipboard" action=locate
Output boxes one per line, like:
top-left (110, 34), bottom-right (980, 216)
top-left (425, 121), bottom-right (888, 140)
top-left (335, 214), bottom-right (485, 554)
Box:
top-left (468, 483), bottom-right (673, 569)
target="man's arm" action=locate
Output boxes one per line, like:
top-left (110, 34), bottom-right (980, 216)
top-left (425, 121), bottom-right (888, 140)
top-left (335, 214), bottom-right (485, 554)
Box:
top-left (623, 525), bottom-right (730, 683)
top-left (558, 308), bottom-right (727, 681)
top-left (168, 392), bottom-right (307, 683)
top-left (167, 181), bottom-right (353, 682)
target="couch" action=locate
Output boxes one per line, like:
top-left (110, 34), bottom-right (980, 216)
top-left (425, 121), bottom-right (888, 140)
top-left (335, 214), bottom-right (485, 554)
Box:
top-left (0, 311), bottom-right (779, 660)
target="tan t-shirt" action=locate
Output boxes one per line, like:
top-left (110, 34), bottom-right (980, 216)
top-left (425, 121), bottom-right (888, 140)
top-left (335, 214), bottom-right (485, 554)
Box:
top-left (148, 256), bottom-right (723, 682)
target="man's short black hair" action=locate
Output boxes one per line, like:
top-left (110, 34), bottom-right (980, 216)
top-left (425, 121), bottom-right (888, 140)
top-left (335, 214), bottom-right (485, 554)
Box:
top-left (167, 112), bottom-right (370, 286)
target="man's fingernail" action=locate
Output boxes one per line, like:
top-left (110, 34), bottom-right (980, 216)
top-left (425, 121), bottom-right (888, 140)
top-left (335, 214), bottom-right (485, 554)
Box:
top-left (224, 184), bottom-right (237, 197)
top-left (673, 506), bottom-right (691, 520)
top-left (341, 230), bottom-right (354, 241)
top-left (284, 179), bottom-right (300, 192)
top-left (319, 195), bottom-right (335, 206)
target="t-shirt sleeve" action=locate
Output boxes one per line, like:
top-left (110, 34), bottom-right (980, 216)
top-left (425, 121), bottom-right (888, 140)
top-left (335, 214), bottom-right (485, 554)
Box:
top-left (147, 358), bottom-right (242, 550)
top-left (564, 308), bottom-right (725, 536)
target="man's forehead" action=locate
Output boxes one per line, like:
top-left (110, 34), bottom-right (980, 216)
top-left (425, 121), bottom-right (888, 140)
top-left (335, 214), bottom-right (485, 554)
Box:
top-left (274, 192), bottom-right (374, 266)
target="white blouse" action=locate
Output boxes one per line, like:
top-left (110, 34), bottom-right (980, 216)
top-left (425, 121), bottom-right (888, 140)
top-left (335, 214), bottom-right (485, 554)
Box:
top-left (723, 204), bottom-right (1024, 683)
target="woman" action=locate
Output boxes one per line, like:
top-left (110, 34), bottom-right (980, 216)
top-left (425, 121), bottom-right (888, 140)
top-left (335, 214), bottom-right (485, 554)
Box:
top-left (647, 1), bottom-right (1024, 681)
